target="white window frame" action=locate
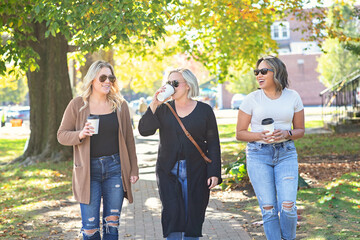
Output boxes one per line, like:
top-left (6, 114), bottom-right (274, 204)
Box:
top-left (271, 21), bottom-right (290, 40)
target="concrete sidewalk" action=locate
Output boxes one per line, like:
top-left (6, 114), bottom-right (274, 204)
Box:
top-left (117, 131), bottom-right (251, 240)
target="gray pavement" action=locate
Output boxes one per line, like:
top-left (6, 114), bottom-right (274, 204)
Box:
top-left (118, 131), bottom-right (251, 239)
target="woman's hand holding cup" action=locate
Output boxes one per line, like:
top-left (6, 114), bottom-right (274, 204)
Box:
top-left (260, 130), bottom-right (274, 143)
top-left (79, 122), bottom-right (94, 140)
top-left (272, 129), bottom-right (288, 141)
top-left (149, 84), bottom-right (174, 113)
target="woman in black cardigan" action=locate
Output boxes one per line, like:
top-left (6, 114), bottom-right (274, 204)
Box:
top-left (138, 69), bottom-right (222, 239)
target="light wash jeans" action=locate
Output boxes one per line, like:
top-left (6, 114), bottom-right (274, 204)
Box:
top-left (246, 141), bottom-right (298, 240)
top-left (167, 160), bottom-right (199, 240)
top-left (80, 153), bottom-right (124, 240)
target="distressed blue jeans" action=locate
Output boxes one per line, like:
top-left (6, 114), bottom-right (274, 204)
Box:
top-left (80, 153), bottom-right (124, 240)
top-left (167, 160), bottom-right (199, 240)
top-left (246, 141), bottom-right (298, 240)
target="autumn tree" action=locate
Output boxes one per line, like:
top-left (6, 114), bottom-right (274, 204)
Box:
top-left (172, 0), bottom-right (308, 83)
top-left (0, 68), bottom-right (28, 105)
top-left (294, 0), bottom-right (360, 55)
top-left (317, 38), bottom-right (360, 87)
top-left (0, 0), bottom-right (176, 164)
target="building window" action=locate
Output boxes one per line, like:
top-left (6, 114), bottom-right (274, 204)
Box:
top-left (271, 21), bottom-right (290, 40)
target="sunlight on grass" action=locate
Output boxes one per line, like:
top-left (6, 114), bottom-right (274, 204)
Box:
top-left (305, 120), bottom-right (324, 128)
top-left (295, 133), bottom-right (360, 157)
top-left (297, 172), bottom-right (360, 239)
top-left (0, 139), bottom-right (26, 164)
top-left (0, 157), bottom-right (73, 234)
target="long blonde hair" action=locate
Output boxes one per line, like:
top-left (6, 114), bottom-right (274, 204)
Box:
top-left (80, 60), bottom-right (124, 112)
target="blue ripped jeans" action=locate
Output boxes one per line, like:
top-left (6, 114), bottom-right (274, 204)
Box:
top-left (167, 160), bottom-right (199, 240)
top-left (246, 141), bottom-right (298, 240)
top-left (80, 153), bottom-right (124, 240)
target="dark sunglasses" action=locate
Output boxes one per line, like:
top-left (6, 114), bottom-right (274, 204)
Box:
top-left (254, 68), bottom-right (274, 76)
top-left (167, 80), bottom-right (184, 88)
top-left (99, 74), bottom-right (116, 83)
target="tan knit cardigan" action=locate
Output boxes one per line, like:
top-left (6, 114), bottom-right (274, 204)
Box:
top-left (57, 96), bottom-right (139, 204)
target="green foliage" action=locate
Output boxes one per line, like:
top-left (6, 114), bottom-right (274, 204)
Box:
top-left (327, 1), bottom-right (360, 56)
top-left (226, 68), bottom-right (258, 95)
top-left (0, 0), bottom-right (177, 74)
top-left (0, 76), bottom-right (28, 104)
top-left (173, 0), bottom-right (306, 82)
top-left (220, 151), bottom-right (249, 190)
top-left (114, 36), bottom-right (181, 95)
top-left (296, 0), bottom-right (360, 57)
top-left (317, 38), bottom-right (360, 87)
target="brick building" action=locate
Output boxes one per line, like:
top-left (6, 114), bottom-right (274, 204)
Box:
top-left (219, 12), bottom-right (326, 108)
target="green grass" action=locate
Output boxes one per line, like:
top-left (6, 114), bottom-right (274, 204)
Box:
top-left (0, 139), bottom-right (27, 164)
top-left (297, 172), bottom-right (360, 239)
top-left (0, 138), bottom-right (72, 239)
top-left (304, 120), bottom-right (324, 128)
top-left (218, 124), bottom-right (236, 139)
top-left (295, 133), bottom-right (360, 158)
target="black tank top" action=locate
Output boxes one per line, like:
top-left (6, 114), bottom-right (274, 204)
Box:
top-left (90, 111), bottom-right (119, 157)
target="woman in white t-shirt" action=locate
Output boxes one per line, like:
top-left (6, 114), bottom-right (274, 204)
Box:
top-left (236, 56), bottom-right (305, 240)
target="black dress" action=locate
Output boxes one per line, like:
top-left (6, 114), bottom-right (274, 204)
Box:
top-left (138, 100), bottom-right (222, 238)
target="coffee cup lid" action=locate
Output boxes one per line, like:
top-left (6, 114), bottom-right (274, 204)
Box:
top-left (87, 115), bottom-right (99, 119)
top-left (261, 118), bottom-right (274, 125)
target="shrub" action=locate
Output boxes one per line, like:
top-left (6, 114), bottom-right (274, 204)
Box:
top-left (221, 151), bottom-right (249, 190)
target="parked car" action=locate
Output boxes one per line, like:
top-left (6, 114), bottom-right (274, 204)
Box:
top-left (231, 94), bottom-right (246, 109)
top-left (17, 109), bottom-right (30, 120)
top-left (6, 107), bottom-right (30, 121)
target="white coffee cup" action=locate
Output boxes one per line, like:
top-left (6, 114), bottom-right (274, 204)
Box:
top-left (261, 118), bottom-right (274, 135)
top-left (157, 83), bottom-right (175, 102)
top-left (87, 115), bottom-right (99, 135)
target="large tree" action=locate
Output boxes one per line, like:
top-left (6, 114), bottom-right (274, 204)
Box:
top-left (0, 0), bottom-right (176, 164)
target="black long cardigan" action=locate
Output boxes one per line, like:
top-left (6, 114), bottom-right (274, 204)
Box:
top-left (138, 100), bottom-right (222, 238)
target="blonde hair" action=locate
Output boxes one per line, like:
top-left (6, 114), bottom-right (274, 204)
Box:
top-left (80, 60), bottom-right (124, 112)
top-left (168, 68), bottom-right (199, 98)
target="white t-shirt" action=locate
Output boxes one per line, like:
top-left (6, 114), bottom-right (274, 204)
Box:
top-left (240, 88), bottom-right (304, 134)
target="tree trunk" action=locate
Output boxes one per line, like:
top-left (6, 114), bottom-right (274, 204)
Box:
top-left (13, 22), bottom-right (73, 165)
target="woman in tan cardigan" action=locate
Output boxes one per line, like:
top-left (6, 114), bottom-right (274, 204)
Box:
top-left (57, 60), bottom-right (139, 240)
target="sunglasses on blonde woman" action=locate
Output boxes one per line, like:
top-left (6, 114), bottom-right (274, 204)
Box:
top-left (99, 74), bottom-right (116, 83)
top-left (254, 68), bottom-right (274, 76)
top-left (167, 80), bottom-right (186, 88)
